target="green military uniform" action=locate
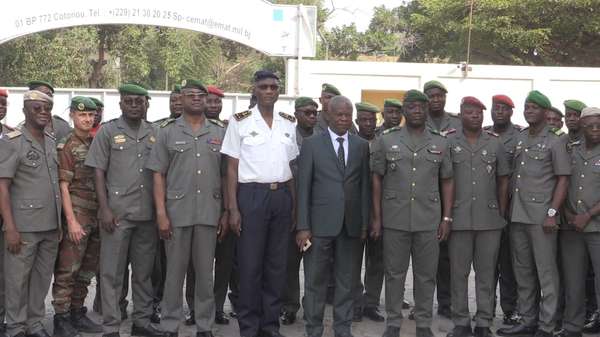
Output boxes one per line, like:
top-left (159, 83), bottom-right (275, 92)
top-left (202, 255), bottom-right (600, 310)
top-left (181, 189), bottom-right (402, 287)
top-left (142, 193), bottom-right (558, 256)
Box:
top-left (0, 127), bottom-right (61, 337)
top-left (509, 125), bottom-right (571, 332)
top-left (51, 129), bottom-right (100, 314)
top-left (146, 115), bottom-right (226, 334)
top-left (447, 129), bottom-right (511, 328)
top-left (84, 115), bottom-right (157, 334)
top-left (560, 134), bottom-right (600, 333)
top-left (371, 126), bottom-right (453, 329)
top-left (17, 115), bottom-right (72, 143)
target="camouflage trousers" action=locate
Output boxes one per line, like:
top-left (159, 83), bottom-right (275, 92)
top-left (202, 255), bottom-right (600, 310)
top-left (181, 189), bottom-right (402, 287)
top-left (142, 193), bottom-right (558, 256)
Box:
top-left (51, 211), bottom-right (101, 314)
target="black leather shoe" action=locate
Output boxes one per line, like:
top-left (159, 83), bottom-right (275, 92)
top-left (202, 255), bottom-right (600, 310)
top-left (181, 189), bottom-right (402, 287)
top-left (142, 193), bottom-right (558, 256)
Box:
top-left (497, 324), bottom-right (537, 337)
top-left (279, 311), bottom-right (295, 325)
top-left (416, 327), bottom-right (434, 337)
top-left (554, 330), bottom-right (581, 337)
top-left (533, 330), bottom-right (552, 337)
top-left (352, 307), bottom-right (363, 322)
top-left (130, 324), bottom-right (164, 337)
top-left (437, 306), bottom-right (452, 319)
top-left (584, 312), bottom-right (600, 334)
top-left (196, 332), bottom-right (214, 337)
top-left (53, 314), bottom-right (80, 337)
top-left (215, 311), bottom-right (229, 325)
top-left (102, 333), bottom-right (120, 337)
top-left (403, 300), bottom-right (411, 309)
top-left (14, 333), bottom-right (26, 337)
top-left (473, 327), bottom-right (492, 337)
top-left (259, 330), bottom-right (286, 337)
top-left (150, 312), bottom-right (161, 324)
top-left (503, 312), bottom-right (521, 326)
top-left (382, 326), bottom-right (400, 337)
top-left (185, 311), bottom-right (195, 326)
top-left (163, 333), bottom-right (177, 337)
top-left (334, 333), bottom-right (354, 337)
top-left (408, 308), bottom-right (415, 320)
top-left (363, 307), bottom-right (385, 322)
top-left (26, 329), bottom-right (51, 337)
top-left (70, 307), bottom-right (102, 333)
top-left (229, 310), bottom-right (237, 319)
top-left (446, 326), bottom-right (472, 337)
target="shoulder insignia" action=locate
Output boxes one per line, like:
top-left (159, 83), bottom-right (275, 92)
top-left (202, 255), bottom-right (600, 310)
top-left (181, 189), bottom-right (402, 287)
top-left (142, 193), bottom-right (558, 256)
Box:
top-left (207, 119), bottom-right (225, 128)
top-left (519, 126), bottom-right (529, 133)
top-left (159, 118), bottom-right (176, 128)
top-left (514, 124), bottom-right (524, 131)
top-left (44, 131), bottom-right (56, 140)
top-left (233, 110), bottom-right (252, 121)
top-left (440, 128), bottom-right (456, 137)
top-left (428, 128), bottom-right (447, 138)
top-left (6, 130), bottom-right (22, 139)
top-left (448, 112), bottom-right (459, 118)
top-left (483, 125), bottom-right (492, 130)
top-left (550, 127), bottom-right (564, 136)
top-left (484, 130), bottom-right (499, 137)
top-left (279, 112), bottom-right (296, 123)
top-left (383, 126), bottom-right (401, 135)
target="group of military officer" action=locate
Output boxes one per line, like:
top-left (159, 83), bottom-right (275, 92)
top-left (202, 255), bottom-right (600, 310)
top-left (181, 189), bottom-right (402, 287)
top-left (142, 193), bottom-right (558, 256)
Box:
top-left (1, 73), bottom-right (600, 337)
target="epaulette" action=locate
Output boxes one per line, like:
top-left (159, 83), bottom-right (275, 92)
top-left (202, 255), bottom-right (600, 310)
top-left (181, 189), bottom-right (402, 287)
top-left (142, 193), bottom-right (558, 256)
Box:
top-left (279, 112), bottom-right (296, 123)
top-left (519, 126), bottom-right (529, 133)
top-left (53, 115), bottom-right (68, 123)
top-left (233, 110), bottom-right (252, 121)
top-left (103, 118), bottom-right (118, 125)
top-left (448, 112), bottom-right (459, 118)
top-left (6, 130), bottom-right (22, 139)
top-left (44, 131), bottom-right (56, 141)
top-left (484, 130), bottom-right (499, 137)
top-left (483, 125), bottom-right (492, 130)
top-left (514, 124), bottom-right (524, 131)
top-left (159, 118), bottom-right (176, 128)
top-left (550, 127), bottom-right (564, 136)
top-left (428, 128), bottom-right (447, 138)
top-left (440, 128), bottom-right (456, 137)
top-left (567, 140), bottom-right (581, 149)
top-left (208, 118), bottom-right (225, 128)
top-left (382, 126), bottom-right (401, 135)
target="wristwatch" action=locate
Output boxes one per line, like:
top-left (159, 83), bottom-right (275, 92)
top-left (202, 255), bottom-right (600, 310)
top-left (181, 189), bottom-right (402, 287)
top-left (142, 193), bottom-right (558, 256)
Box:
top-left (547, 208), bottom-right (558, 217)
top-left (442, 216), bottom-right (453, 222)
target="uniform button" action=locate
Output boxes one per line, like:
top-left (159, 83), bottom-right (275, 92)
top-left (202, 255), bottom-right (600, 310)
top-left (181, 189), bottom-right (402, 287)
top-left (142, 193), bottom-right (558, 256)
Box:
top-left (472, 197), bottom-right (476, 200)
top-left (581, 174), bottom-right (585, 178)
top-left (137, 154), bottom-right (142, 158)
top-left (197, 170), bottom-right (202, 174)
top-left (136, 139), bottom-right (140, 143)
top-left (532, 197), bottom-right (536, 201)
top-left (515, 188), bottom-right (519, 192)
top-left (524, 149), bottom-right (528, 152)
top-left (517, 175), bottom-right (521, 178)
top-left (410, 197), bottom-right (415, 201)
top-left (29, 204), bottom-right (33, 208)
top-left (579, 186), bottom-right (583, 190)
top-left (578, 200), bottom-right (582, 204)
top-left (194, 137), bottom-right (198, 141)
top-left (413, 153), bottom-right (417, 156)
top-left (115, 191), bottom-right (119, 195)
top-left (472, 168), bottom-right (476, 171)
top-left (521, 161), bottom-right (525, 165)
top-left (584, 162), bottom-right (588, 165)
top-left (411, 182), bottom-right (415, 187)
top-left (140, 185), bottom-right (144, 188)
top-left (139, 169), bottom-right (143, 172)
top-left (196, 153), bottom-right (201, 157)
top-left (119, 146), bottom-right (123, 150)
top-left (472, 181), bottom-right (476, 185)
top-left (412, 167), bottom-right (416, 171)
top-left (197, 190), bottom-right (201, 194)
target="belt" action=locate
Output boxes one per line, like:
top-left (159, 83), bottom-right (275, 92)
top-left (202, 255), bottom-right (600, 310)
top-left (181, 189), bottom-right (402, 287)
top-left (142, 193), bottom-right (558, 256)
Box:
top-left (240, 181), bottom-right (289, 191)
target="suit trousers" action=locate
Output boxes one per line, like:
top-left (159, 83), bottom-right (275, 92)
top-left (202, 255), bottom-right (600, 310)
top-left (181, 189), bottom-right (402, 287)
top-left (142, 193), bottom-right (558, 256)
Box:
top-left (100, 220), bottom-right (158, 333)
top-left (282, 231), bottom-right (303, 315)
top-left (559, 230), bottom-right (600, 333)
top-left (303, 231), bottom-right (361, 337)
top-left (384, 229), bottom-right (439, 329)
top-left (449, 229), bottom-right (502, 327)
top-left (510, 222), bottom-right (559, 332)
top-left (352, 236), bottom-right (384, 310)
top-left (4, 230), bottom-right (59, 337)
top-left (236, 183), bottom-right (292, 337)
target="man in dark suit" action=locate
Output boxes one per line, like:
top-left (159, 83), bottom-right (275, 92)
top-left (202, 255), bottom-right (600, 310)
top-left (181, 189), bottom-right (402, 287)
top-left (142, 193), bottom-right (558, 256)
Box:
top-left (296, 95), bottom-right (371, 337)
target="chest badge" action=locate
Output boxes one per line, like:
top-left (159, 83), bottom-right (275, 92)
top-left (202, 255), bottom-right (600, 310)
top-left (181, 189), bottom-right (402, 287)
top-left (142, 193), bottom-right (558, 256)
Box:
top-left (26, 150), bottom-right (40, 161)
top-left (284, 133), bottom-right (290, 138)
top-left (486, 165), bottom-right (493, 174)
top-left (454, 146), bottom-right (462, 153)
top-left (114, 134), bottom-right (126, 144)
top-left (391, 145), bottom-right (399, 150)
top-left (149, 136), bottom-right (156, 143)
top-left (482, 149), bottom-right (488, 156)
top-left (250, 131), bottom-right (258, 137)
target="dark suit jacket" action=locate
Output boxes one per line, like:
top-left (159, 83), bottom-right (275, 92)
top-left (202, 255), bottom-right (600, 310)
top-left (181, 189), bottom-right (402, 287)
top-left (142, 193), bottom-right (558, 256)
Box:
top-left (296, 131), bottom-right (370, 238)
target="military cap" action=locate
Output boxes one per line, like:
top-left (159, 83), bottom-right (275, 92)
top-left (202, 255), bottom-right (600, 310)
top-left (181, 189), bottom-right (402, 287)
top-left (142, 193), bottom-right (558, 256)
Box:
top-left (23, 90), bottom-right (53, 103)
top-left (180, 79), bottom-right (207, 93)
top-left (384, 98), bottom-right (402, 109)
top-left (525, 90), bottom-right (551, 110)
top-left (355, 101), bottom-right (379, 113)
top-left (321, 83), bottom-right (341, 96)
top-left (564, 99), bottom-right (587, 113)
top-left (295, 96), bottom-right (318, 109)
top-left (549, 106), bottom-right (564, 117)
top-left (423, 80), bottom-right (447, 93)
top-left (171, 84), bottom-right (181, 94)
top-left (0, 88), bottom-right (8, 97)
top-left (461, 96), bottom-right (486, 110)
top-left (89, 97), bottom-right (104, 108)
top-left (580, 107), bottom-right (600, 119)
top-left (119, 83), bottom-right (149, 97)
top-left (492, 94), bottom-right (515, 108)
top-left (207, 85), bottom-right (225, 98)
top-left (253, 70), bottom-right (279, 82)
top-left (27, 80), bottom-right (54, 93)
top-left (71, 96), bottom-right (97, 111)
top-left (403, 89), bottom-right (429, 103)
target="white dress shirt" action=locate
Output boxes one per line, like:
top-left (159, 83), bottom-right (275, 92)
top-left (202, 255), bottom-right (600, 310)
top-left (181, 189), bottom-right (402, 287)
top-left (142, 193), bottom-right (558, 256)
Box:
top-left (221, 106), bottom-right (299, 183)
top-left (328, 127), bottom-right (349, 163)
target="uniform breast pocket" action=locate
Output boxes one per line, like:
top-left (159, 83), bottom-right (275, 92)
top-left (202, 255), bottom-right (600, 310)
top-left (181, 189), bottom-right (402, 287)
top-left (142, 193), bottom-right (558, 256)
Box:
top-left (425, 153), bottom-right (442, 168)
top-left (481, 153), bottom-right (497, 173)
top-left (21, 159), bottom-right (41, 170)
top-left (385, 151), bottom-right (402, 170)
top-left (242, 135), bottom-right (266, 161)
top-left (168, 143), bottom-right (192, 154)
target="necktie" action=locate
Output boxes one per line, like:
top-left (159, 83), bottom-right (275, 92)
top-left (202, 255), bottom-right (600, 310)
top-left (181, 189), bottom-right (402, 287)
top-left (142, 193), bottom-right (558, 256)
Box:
top-left (336, 137), bottom-right (345, 168)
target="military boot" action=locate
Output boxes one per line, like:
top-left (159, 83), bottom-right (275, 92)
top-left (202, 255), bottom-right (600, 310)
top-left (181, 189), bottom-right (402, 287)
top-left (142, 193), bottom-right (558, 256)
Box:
top-left (70, 307), bottom-right (102, 333)
top-left (53, 313), bottom-right (80, 337)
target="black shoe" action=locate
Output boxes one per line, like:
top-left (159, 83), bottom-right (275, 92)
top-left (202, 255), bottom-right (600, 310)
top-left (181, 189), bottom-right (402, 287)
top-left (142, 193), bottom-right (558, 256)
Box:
top-left (533, 330), bottom-right (552, 337)
top-left (438, 306), bottom-right (452, 319)
top-left (363, 307), bottom-right (385, 322)
top-left (120, 307), bottom-right (128, 321)
top-left (497, 324), bottom-right (537, 337)
top-left (503, 312), bottom-right (521, 326)
top-left (585, 311), bottom-right (597, 325)
top-left (196, 332), bottom-right (214, 337)
top-left (408, 308), bottom-right (415, 320)
top-left (185, 311), bottom-right (195, 326)
top-left (26, 330), bottom-right (51, 337)
top-left (163, 333), bottom-right (177, 337)
top-left (215, 311), bottom-right (229, 325)
top-left (279, 310), bottom-right (295, 325)
top-left (352, 307), bottom-right (363, 322)
top-left (150, 310), bottom-right (161, 324)
top-left (130, 324), bottom-right (164, 337)
top-left (102, 333), bottom-right (119, 337)
top-left (416, 327), bottom-right (434, 337)
top-left (334, 333), bottom-right (354, 337)
top-left (229, 310), bottom-right (237, 319)
top-left (70, 307), bottom-right (102, 333)
top-left (447, 326), bottom-right (472, 337)
top-left (584, 312), bottom-right (600, 334)
top-left (14, 333), bottom-right (26, 337)
top-left (473, 327), bottom-right (492, 337)
top-left (554, 330), bottom-right (581, 337)
top-left (382, 326), bottom-right (400, 337)
top-left (403, 300), bottom-right (411, 309)
top-left (53, 314), bottom-right (80, 337)
top-left (259, 330), bottom-right (286, 337)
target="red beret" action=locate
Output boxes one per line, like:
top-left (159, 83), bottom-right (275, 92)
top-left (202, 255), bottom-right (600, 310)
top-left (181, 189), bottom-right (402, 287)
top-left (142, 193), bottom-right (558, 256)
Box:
top-left (206, 85), bottom-right (224, 98)
top-left (461, 96), bottom-right (486, 110)
top-left (0, 88), bottom-right (7, 97)
top-left (492, 94), bottom-right (514, 108)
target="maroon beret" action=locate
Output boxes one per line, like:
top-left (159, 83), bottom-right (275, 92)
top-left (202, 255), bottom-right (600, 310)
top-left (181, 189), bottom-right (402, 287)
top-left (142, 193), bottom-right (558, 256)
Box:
top-left (492, 94), bottom-right (515, 108)
top-left (0, 88), bottom-right (7, 97)
top-left (206, 85), bottom-right (224, 98)
top-left (461, 96), bottom-right (486, 110)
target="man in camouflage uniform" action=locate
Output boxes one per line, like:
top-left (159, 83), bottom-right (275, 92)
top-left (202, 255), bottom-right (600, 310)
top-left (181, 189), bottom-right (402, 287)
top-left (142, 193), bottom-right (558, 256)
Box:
top-left (51, 97), bottom-right (102, 337)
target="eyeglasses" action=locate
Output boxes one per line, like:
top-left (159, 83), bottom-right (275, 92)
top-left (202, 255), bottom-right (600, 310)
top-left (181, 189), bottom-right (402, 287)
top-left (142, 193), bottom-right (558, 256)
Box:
top-left (257, 84), bottom-right (279, 91)
top-left (183, 93), bottom-right (207, 99)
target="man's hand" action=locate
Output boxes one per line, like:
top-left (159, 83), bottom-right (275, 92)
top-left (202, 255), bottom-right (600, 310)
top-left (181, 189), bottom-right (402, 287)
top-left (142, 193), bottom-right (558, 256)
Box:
top-left (229, 209), bottom-right (242, 237)
top-left (295, 230), bottom-right (312, 251)
top-left (98, 206), bottom-right (118, 233)
top-left (573, 212), bottom-right (592, 232)
top-left (370, 218), bottom-right (382, 241)
top-left (542, 216), bottom-right (558, 234)
top-left (157, 213), bottom-right (172, 240)
top-left (5, 228), bottom-right (24, 254)
top-left (67, 219), bottom-right (87, 245)
top-left (437, 220), bottom-right (451, 241)
top-left (217, 211), bottom-right (229, 242)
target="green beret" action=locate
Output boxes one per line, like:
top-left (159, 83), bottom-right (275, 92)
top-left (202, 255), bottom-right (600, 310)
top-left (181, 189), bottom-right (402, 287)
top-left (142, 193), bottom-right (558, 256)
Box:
top-left (384, 99), bottom-right (402, 109)
top-left (355, 101), bottom-right (379, 113)
top-left (71, 96), bottom-right (97, 111)
top-left (171, 84), bottom-right (182, 94)
top-left (321, 83), bottom-right (341, 96)
top-left (295, 96), bottom-right (318, 109)
top-left (89, 97), bottom-right (104, 108)
top-left (27, 80), bottom-right (54, 93)
top-left (403, 89), bottom-right (429, 103)
top-left (119, 83), bottom-right (149, 98)
top-left (423, 80), bottom-right (447, 93)
top-left (525, 90), bottom-right (551, 110)
top-left (549, 106), bottom-right (563, 117)
top-left (181, 79), bottom-right (207, 92)
top-left (564, 99), bottom-right (586, 113)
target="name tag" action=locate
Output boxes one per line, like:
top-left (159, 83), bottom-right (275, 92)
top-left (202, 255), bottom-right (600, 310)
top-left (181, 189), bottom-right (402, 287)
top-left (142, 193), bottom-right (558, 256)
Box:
top-left (114, 135), bottom-right (126, 144)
